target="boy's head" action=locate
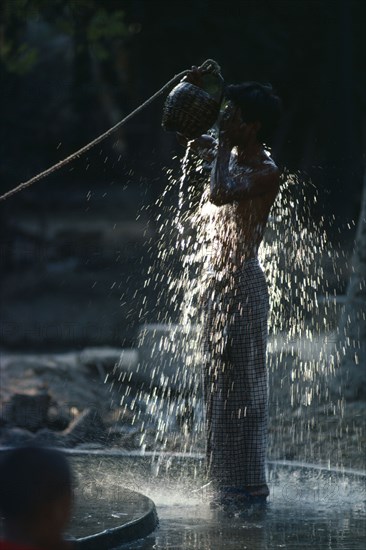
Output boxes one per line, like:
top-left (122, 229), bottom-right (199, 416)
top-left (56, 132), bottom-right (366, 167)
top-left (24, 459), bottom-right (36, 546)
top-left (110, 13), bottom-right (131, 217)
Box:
top-left (0, 446), bottom-right (73, 546)
top-left (225, 82), bottom-right (282, 145)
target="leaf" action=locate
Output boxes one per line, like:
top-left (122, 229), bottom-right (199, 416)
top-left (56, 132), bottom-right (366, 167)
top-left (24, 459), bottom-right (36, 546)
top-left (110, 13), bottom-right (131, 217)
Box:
top-left (6, 43), bottom-right (38, 74)
top-left (87, 9), bottom-right (128, 43)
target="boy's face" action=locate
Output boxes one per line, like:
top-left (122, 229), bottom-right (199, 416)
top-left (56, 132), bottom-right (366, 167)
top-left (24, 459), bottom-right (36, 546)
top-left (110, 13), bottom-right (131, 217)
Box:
top-left (220, 102), bottom-right (259, 146)
top-left (219, 102), bottom-right (243, 144)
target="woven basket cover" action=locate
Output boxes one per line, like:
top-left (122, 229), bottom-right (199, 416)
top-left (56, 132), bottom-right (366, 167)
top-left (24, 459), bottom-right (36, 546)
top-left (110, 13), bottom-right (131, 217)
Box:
top-left (162, 82), bottom-right (220, 139)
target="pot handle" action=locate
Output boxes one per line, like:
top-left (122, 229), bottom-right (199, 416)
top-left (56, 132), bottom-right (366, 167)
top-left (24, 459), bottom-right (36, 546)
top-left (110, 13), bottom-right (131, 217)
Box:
top-left (198, 59), bottom-right (225, 104)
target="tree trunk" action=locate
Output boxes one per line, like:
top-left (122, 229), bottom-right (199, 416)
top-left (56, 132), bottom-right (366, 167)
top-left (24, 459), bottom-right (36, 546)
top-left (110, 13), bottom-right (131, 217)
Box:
top-left (335, 169), bottom-right (366, 400)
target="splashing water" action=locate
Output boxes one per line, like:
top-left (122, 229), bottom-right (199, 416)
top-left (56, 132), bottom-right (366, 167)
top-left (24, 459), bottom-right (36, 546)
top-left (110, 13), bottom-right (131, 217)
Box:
top-left (67, 454), bottom-right (366, 550)
top-left (125, 146), bottom-right (356, 468)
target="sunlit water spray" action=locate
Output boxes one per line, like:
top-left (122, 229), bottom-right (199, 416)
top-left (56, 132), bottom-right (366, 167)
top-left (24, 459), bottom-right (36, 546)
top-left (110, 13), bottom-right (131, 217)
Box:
top-left (69, 148), bottom-right (365, 550)
top-left (118, 146), bottom-right (355, 467)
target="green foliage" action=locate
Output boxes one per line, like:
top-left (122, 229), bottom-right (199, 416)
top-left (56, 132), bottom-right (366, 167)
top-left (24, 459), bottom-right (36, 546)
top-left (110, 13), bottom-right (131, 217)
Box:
top-left (1, 0), bottom-right (29, 19)
top-left (87, 9), bottom-right (127, 60)
top-left (2, 43), bottom-right (38, 75)
top-left (0, 0), bottom-right (129, 74)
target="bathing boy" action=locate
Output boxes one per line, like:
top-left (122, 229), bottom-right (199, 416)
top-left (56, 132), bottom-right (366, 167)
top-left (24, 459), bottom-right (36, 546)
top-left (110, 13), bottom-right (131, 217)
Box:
top-left (181, 68), bottom-right (282, 505)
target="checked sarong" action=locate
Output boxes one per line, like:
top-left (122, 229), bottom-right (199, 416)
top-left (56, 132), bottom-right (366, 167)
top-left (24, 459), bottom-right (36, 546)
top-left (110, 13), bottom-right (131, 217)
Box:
top-left (202, 258), bottom-right (269, 489)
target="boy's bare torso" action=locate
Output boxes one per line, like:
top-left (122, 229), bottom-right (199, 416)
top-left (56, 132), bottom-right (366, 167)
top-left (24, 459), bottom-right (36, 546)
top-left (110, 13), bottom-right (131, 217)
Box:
top-left (208, 150), bottom-right (279, 269)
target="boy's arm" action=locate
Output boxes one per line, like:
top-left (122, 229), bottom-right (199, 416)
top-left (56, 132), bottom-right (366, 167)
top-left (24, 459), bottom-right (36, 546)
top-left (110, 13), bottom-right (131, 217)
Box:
top-left (177, 133), bottom-right (217, 162)
top-left (210, 140), bottom-right (279, 205)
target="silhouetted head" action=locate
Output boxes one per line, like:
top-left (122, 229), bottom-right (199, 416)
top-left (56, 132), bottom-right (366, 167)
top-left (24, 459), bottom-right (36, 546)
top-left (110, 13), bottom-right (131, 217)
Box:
top-left (0, 446), bottom-right (73, 546)
top-left (225, 82), bottom-right (282, 144)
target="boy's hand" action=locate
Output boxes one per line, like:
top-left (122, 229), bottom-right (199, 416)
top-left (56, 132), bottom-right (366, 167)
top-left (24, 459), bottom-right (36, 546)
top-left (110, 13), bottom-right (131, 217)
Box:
top-left (192, 134), bottom-right (217, 149)
top-left (176, 133), bottom-right (217, 162)
top-left (219, 102), bottom-right (241, 145)
top-left (176, 133), bottom-right (216, 150)
top-left (176, 133), bottom-right (188, 147)
top-left (182, 65), bottom-right (205, 87)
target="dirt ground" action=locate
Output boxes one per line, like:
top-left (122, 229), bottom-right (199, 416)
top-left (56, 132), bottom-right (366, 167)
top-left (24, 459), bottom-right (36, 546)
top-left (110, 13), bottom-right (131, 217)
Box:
top-left (0, 342), bottom-right (364, 471)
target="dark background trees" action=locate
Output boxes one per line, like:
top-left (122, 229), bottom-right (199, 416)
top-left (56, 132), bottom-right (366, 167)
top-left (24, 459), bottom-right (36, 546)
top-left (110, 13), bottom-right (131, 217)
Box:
top-left (0, 0), bottom-right (365, 349)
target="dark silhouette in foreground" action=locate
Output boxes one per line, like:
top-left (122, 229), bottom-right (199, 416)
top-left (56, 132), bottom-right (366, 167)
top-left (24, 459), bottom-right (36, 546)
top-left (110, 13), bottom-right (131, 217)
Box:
top-left (0, 446), bottom-right (73, 550)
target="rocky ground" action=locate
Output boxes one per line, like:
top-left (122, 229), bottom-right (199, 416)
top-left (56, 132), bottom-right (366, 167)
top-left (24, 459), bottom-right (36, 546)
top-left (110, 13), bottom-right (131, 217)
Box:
top-left (1, 342), bottom-right (365, 471)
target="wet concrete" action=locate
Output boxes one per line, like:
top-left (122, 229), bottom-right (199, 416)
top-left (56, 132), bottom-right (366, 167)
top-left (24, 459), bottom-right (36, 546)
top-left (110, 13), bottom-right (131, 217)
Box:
top-left (68, 452), bottom-right (366, 550)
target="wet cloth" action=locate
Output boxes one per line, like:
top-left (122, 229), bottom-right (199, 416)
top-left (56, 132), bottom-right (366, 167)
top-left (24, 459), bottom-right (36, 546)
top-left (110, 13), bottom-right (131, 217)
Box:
top-left (202, 258), bottom-right (269, 489)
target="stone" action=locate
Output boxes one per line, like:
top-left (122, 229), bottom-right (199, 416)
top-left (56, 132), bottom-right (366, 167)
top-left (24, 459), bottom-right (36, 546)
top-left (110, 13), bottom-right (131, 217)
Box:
top-left (4, 391), bottom-right (51, 431)
top-left (47, 405), bottom-right (72, 431)
top-left (0, 427), bottom-right (35, 446)
top-left (79, 347), bottom-right (139, 384)
top-left (79, 347), bottom-right (126, 369)
top-left (62, 408), bottom-right (107, 447)
top-left (33, 428), bottom-right (65, 447)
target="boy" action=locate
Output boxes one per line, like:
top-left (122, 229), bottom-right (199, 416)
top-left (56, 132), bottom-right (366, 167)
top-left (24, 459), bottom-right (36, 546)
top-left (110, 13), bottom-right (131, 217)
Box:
top-left (181, 69), bottom-right (282, 506)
